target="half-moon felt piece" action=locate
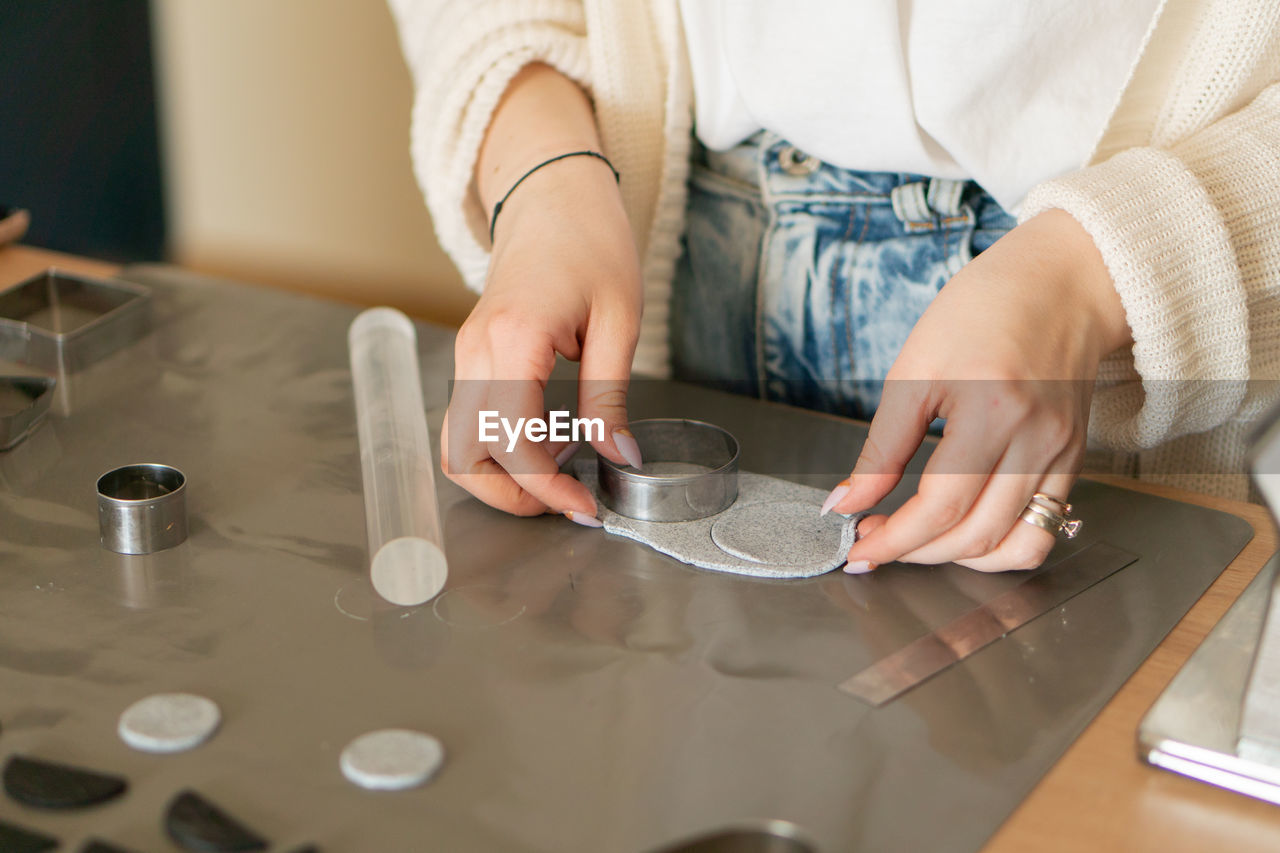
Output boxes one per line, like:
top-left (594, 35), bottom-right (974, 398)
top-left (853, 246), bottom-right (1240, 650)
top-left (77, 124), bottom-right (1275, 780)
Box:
top-left (2, 755), bottom-right (127, 809)
top-left (81, 840), bottom-right (142, 853)
top-left (0, 819), bottom-right (58, 853)
top-left (165, 789), bottom-right (268, 852)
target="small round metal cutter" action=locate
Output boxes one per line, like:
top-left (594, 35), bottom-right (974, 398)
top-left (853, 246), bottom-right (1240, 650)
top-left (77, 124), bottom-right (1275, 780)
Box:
top-left (97, 463), bottom-right (188, 554)
top-left (598, 419), bottom-right (739, 522)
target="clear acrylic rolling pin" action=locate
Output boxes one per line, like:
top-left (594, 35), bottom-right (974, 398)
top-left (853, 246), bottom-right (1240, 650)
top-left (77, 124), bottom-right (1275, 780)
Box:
top-left (348, 307), bottom-right (448, 606)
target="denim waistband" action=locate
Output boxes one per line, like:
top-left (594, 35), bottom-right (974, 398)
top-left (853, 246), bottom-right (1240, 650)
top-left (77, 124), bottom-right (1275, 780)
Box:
top-left (692, 131), bottom-right (971, 227)
top-left (674, 130), bottom-right (1019, 418)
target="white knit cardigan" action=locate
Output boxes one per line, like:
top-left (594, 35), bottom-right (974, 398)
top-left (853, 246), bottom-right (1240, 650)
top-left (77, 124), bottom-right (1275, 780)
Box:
top-left (389, 0), bottom-right (1280, 500)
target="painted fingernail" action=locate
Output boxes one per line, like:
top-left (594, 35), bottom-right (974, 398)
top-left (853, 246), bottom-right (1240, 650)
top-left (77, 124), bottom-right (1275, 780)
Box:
top-left (563, 510), bottom-right (603, 528)
top-left (820, 479), bottom-right (851, 516)
top-left (613, 428), bottom-right (643, 469)
top-left (844, 560), bottom-right (877, 575)
top-left (554, 441), bottom-right (582, 467)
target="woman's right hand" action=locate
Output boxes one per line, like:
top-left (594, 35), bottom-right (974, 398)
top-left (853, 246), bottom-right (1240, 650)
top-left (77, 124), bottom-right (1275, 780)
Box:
top-left (442, 152), bottom-right (644, 525)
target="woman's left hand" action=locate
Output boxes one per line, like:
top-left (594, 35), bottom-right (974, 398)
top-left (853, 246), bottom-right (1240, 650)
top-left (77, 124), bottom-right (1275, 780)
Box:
top-left (825, 209), bottom-right (1132, 572)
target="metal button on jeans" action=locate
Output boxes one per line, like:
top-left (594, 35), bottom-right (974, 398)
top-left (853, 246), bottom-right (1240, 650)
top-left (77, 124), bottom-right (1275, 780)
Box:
top-left (778, 146), bottom-right (820, 176)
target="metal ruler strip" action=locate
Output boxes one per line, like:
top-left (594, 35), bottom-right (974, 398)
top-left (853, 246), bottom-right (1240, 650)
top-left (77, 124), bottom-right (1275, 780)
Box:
top-left (839, 542), bottom-right (1139, 707)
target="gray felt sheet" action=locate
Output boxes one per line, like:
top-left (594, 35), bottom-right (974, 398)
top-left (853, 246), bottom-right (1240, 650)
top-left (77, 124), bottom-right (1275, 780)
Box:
top-left (575, 461), bottom-right (865, 578)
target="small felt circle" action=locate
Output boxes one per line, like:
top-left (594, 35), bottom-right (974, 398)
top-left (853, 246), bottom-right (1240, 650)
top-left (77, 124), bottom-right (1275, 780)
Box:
top-left (711, 501), bottom-right (845, 566)
top-left (118, 693), bottom-right (221, 754)
top-left (340, 729), bottom-right (444, 791)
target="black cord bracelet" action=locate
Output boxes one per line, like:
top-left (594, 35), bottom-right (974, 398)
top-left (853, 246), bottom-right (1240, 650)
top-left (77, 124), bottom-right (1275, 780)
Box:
top-left (488, 150), bottom-right (619, 244)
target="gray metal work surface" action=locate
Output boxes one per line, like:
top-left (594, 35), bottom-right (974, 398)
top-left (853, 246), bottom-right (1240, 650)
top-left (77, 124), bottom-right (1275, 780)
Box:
top-left (0, 265), bottom-right (1255, 852)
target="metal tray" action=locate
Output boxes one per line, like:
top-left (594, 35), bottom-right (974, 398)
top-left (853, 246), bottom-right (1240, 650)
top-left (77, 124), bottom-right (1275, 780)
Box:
top-left (0, 264), bottom-right (1255, 853)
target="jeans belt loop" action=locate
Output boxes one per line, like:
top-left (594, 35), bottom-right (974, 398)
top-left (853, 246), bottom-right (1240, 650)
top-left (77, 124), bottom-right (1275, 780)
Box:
top-left (926, 178), bottom-right (965, 218)
top-left (890, 181), bottom-right (932, 226)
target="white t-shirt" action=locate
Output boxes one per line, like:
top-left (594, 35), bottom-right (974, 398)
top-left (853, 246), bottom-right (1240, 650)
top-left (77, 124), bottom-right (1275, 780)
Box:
top-left (679, 0), bottom-right (1161, 214)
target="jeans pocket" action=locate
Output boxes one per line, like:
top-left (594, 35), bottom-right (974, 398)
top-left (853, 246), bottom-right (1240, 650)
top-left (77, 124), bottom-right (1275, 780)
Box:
top-left (757, 203), bottom-right (978, 419)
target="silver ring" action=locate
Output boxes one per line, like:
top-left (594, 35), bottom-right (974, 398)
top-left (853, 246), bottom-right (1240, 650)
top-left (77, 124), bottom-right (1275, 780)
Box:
top-left (1019, 500), bottom-right (1082, 539)
top-left (1030, 491), bottom-right (1072, 515)
top-left (598, 419), bottom-right (739, 522)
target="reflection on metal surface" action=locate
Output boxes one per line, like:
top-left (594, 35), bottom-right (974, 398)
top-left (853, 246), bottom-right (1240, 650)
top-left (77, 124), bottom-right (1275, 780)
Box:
top-left (373, 604), bottom-right (451, 670)
top-left (0, 376), bottom-right (54, 450)
top-left (431, 586), bottom-right (528, 629)
top-left (102, 545), bottom-right (192, 609)
top-left (652, 820), bottom-right (816, 853)
top-left (334, 582), bottom-right (452, 669)
top-left (334, 583), bottom-right (375, 622)
top-left (0, 414), bottom-right (61, 490)
top-left (840, 543), bottom-right (1139, 706)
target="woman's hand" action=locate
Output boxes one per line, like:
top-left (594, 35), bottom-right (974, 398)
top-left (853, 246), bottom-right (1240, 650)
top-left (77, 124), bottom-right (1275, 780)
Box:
top-left (443, 159), bottom-right (642, 523)
top-left (442, 64), bottom-right (642, 526)
top-left (826, 209), bottom-right (1131, 572)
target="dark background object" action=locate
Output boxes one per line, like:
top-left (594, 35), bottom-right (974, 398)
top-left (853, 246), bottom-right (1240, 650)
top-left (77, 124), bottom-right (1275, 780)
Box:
top-left (0, 2), bottom-right (166, 261)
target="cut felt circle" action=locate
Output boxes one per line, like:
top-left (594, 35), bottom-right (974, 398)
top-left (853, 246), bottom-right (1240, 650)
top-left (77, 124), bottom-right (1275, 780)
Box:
top-left (710, 501), bottom-right (848, 567)
top-left (339, 729), bottom-right (444, 791)
top-left (118, 693), bottom-right (221, 754)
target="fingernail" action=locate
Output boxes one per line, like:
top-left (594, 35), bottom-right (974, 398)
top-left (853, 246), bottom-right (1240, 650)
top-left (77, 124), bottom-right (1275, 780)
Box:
top-left (844, 560), bottom-right (877, 575)
top-left (820, 479), bottom-right (851, 516)
top-left (613, 428), bottom-right (643, 469)
top-left (554, 441), bottom-right (581, 467)
top-left (563, 510), bottom-right (603, 528)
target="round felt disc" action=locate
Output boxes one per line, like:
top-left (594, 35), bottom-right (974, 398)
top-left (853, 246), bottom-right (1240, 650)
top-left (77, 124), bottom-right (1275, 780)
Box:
top-left (118, 693), bottom-right (221, 754)
top-left (339, 729), bottom-right (444, 791)
top-left (711, 501), bottom-right (845, 566)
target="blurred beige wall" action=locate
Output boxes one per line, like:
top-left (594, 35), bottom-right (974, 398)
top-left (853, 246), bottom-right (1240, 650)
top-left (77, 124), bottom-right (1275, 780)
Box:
top-left (151, 0), bottom-right (475, 327)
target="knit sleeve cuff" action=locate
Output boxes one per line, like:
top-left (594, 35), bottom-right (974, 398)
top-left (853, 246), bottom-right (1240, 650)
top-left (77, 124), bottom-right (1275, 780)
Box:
top-left (394, 2), bottom-right (592, 292)
top-left (1020, 145), bottom-right (1250, 451)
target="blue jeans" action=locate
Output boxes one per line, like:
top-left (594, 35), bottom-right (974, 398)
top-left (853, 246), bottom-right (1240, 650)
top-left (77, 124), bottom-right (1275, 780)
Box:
top-left (670, 132), bottom-right (1017, 420)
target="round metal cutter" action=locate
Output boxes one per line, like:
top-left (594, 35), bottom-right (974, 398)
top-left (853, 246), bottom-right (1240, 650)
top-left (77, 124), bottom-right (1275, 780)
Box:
top-left (97, 463), bottom-right (188, 554)
top-left (598, 419), bottom-right (739, 522)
